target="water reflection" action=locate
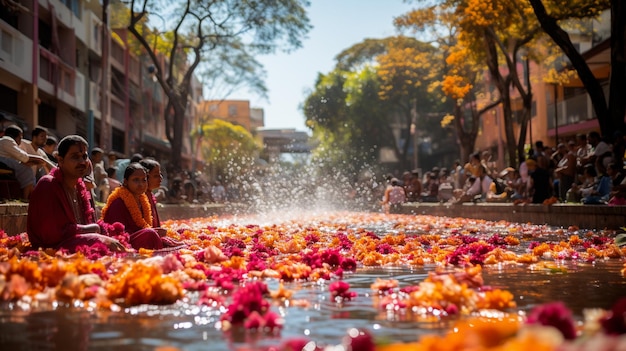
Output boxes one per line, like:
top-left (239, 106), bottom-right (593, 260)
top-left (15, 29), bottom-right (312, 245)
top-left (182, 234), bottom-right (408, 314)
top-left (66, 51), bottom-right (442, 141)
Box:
top-left (1, 212), bottom-right (625, 350)
top-left (1, 259), bottom-right (622, 350)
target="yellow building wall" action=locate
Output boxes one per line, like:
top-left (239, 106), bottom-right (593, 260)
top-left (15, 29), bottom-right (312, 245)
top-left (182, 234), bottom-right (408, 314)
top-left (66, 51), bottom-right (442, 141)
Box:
top-left (199, 100), bottom-right (252, 132)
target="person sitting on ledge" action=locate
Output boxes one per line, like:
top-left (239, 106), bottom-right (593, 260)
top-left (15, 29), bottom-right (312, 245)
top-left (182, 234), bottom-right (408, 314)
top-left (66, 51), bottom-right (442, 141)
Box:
top-left (381, 177), bottom-right (405, 214)
top-left (26, 135), bottom-right (126, 252)
top-left (101, 162), bottom-right (181, 250)
top-left (0, 125), bottom-right (47, 200)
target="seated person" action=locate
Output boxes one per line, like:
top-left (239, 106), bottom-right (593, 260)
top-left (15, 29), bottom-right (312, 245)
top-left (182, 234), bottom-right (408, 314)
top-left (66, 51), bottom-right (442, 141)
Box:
top-left (140, 158), bottom-right (183, 247)
top-left (452, 176), bottom-right (479, 204)
top-left (100, 162), bottom-right (175, 250)
top-left (608, 170), bottom-right (626, 205)
top-left (106, 166), bottom-right (121, 194)
top-left (381, 178), bottom-right (406, 214)
top-left (421, 172), bottom-right (439, 202)
top-left (486, 177), bottom-right (509, 202)
top-left (0, 125), bottom-right (47, 199)
top-left (42, 135), bottom-right (58, 165)
top-left (437, 173), bottom-right (454, 202)
top-left (404, 170), bottom-right (422, 202)
top-left (581, 164), bottom-right (611, 204)
top-left (567, 164), bottom-right (598, 202)
top-left (19, 126), bottom-right (53, 181)
top-left (526, 159), bottom-right (552, 204)
top-left (27, 135), bottom-right (126, 252)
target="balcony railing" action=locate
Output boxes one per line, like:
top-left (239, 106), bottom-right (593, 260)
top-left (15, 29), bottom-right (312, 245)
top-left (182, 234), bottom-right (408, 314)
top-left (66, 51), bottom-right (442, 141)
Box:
top-left (110, 98), bottom-right (125, 124)
top-left (89, 81), bottom-right (101, 115)
top-left (39, 46), bottom-right (75, 94)
top-left (0, 20), bottom-right (33, 82)
top-left (547, 85), bottom-right (609, 129)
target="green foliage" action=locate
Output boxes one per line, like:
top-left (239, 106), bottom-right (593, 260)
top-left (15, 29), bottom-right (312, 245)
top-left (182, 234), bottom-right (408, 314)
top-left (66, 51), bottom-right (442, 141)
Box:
top-left (196, 119), bottom-right (260, 181)
top-left (616, 232), bottom-right (626, 247)
top-left (121, 0), bottom-right (311, 169)
top-left (304, 35), bottom-right (451, 174)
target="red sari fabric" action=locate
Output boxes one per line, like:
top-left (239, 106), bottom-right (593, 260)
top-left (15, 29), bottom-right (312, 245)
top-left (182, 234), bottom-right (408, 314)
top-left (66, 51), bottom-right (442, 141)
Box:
top-left (148, 193), bottom-right (161, 227)
top-left (101, 197), bottom-right (163, 250)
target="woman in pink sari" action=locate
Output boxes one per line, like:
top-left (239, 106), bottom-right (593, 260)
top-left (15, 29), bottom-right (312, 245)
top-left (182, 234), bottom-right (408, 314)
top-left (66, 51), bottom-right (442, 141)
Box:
top-left (100, 163), bottom-right (164, 250)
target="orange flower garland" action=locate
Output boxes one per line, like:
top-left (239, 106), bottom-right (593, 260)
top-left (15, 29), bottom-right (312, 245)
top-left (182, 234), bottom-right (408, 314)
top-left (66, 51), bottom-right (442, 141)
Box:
top-left (100, 186), bottom-right (153, 229)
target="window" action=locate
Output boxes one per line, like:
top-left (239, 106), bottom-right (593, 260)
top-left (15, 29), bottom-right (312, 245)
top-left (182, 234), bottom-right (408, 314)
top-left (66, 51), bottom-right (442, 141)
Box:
top-left (228, 104), bottom-right (237, 116)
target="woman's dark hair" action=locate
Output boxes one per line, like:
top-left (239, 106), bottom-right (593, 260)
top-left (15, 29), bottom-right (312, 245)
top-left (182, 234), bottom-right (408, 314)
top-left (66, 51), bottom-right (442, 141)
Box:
top-left (123, 162), bottom-right (147, 180)
top-left (57, 135), bottom-right (88, 158)
top-left (139, 158), bottom-right (160, 172)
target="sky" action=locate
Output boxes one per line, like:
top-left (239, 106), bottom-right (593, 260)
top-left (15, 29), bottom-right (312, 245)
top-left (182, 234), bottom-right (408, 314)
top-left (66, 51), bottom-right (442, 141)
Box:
top-left (232, 0), bottom-right (415, 133)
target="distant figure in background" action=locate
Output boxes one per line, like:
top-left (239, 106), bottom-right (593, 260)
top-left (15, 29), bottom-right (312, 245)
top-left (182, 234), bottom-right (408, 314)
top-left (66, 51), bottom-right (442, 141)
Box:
top-left (526, 159), bottom-right (552, 204)
top-left (106, 167), bottom-right (121, 195)
top-left (554, 142), bottom-right (577, 202)
top-left (42, 135), bottom-right (58, 165)
top-left (382, 178), bottom-right (405, 214)
top-left (115, 153), bottom-right (143, 182)
top-left (19, 126), bottom-right (52, 180)
top-left (0, 125), bottom-right (46, 199)
top-left (90, 148), bottom-right (109, 201)
top-left (211, 180), bottom-right (226, 203)
top-left (404, 170), bottom-right (422, 202)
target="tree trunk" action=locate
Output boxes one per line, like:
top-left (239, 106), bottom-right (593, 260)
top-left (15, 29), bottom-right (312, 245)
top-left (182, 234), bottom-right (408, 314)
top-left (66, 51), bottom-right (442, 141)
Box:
top-left (528, 0), bottom-right (610, 135)
top-left (453, 104), bottom-right (477, 163)
top-left (167, 98), bottom-right (186, 171)
top-left (483, 33), bottom-right (518, 167)
top-left (610, 0), bottom-right (626, 133)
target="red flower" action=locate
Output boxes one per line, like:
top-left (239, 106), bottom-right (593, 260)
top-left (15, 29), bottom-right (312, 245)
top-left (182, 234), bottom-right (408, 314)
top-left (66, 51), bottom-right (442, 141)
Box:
top-left (526, 301), bottom-right (577, 339)
top-left (329, 281), bottom-right (357, 301)
top-left (600, 297), bottom-right (626, 335)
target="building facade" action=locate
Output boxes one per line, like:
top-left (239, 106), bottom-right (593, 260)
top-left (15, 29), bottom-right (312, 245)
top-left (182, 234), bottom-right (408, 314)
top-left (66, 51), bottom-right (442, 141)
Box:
top-left (474, 10), bottom-right (612, 169)
top-left (0, 0), bottom-right (200, 169)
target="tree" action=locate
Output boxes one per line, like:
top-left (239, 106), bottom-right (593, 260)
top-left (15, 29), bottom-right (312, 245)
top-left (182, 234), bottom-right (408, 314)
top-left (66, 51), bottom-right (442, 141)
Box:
top-left (441, 47), bottom-right (501, 163)
top-left (194, 119), bottom-right (260, 181)
top-left (395, 4), bottom-right (498, 164)
top-left (124, 0), bottom-right (311, 170)
top-left (527, 0), bottom-right (625, 136)
top-left (304, 68), bottom-right (393, 177)
top-left (304, 36), bottom-right (448, 173)
top-left (376, 37), bottom-right (446, 170)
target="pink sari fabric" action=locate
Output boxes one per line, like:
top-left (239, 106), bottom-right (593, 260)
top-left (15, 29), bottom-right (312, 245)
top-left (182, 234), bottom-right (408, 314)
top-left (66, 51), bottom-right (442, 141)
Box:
top-left (27, 170), bottom-right (105, 250)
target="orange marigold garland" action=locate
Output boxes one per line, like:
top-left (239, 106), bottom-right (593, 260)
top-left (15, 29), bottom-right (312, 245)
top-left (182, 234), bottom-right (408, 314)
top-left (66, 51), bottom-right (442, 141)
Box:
top-left (100, 186), bottom-right (153, 229)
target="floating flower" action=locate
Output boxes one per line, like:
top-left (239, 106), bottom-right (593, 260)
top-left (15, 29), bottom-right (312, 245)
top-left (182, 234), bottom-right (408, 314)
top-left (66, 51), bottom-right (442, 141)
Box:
top-left (329, 280), bottom-right (357, 301)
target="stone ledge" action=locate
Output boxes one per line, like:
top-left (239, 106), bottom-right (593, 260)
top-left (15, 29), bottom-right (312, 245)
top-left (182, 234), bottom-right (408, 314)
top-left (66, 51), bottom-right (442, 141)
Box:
top-left (2, 202), bottom-right (624, 236)
top-left (398, 202), bottom-right (626, 230)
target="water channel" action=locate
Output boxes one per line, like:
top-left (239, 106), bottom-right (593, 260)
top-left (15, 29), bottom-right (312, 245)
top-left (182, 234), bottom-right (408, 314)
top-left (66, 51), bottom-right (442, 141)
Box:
top-left (0, 211), bottom-right (624, 350)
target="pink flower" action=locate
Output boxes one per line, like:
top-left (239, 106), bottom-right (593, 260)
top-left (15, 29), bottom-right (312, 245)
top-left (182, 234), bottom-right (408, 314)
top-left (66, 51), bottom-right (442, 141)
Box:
top-left (329, 281), bottom-right (357, 301)
top-left (343, 328), bottom-right (374, 351)
top-left (526, 301), bottom-right (577, 339)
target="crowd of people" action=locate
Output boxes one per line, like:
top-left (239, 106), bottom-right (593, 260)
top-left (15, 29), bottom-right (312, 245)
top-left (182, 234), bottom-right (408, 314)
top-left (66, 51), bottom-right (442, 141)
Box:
top-left (381, 130), bottom-right (626, 212)
top-left (0, 125), bottom-right (232, 253)
top-left (1, 123), bottom-right (625, 250)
